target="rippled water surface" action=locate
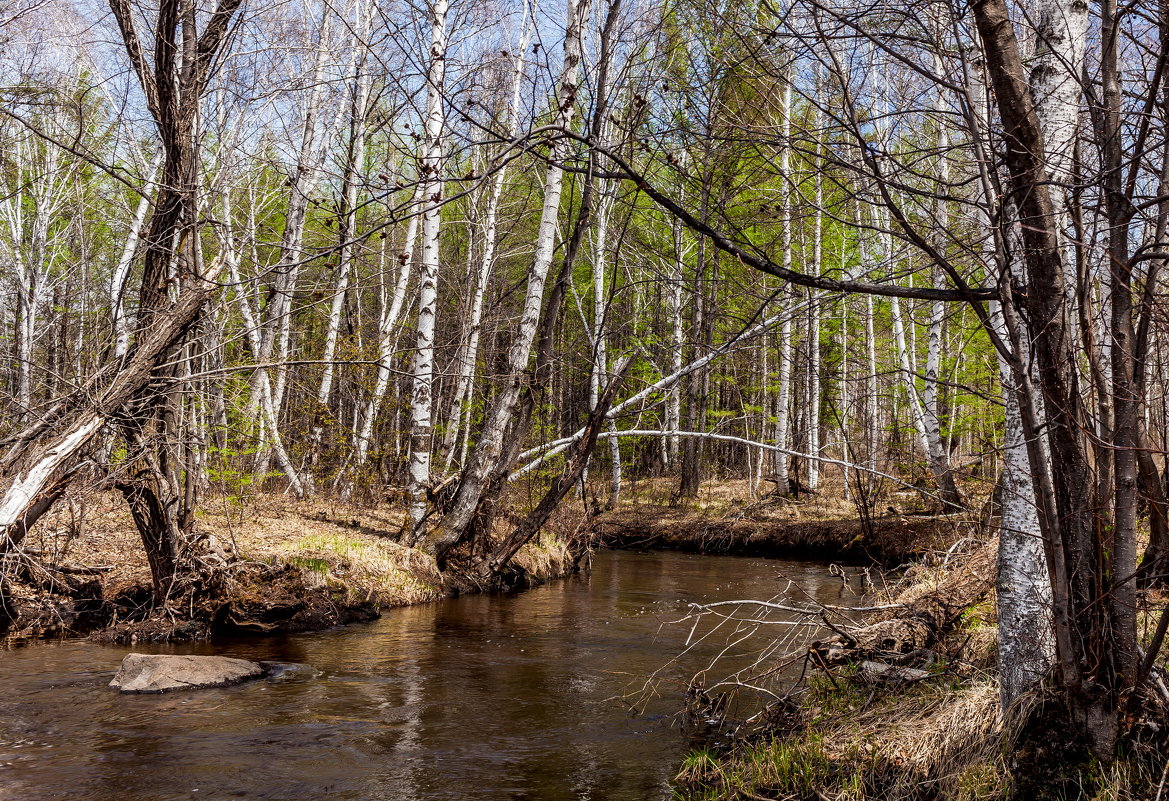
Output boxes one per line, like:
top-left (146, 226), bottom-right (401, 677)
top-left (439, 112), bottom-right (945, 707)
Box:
top-left (0, 550), bottom-right (862, 800)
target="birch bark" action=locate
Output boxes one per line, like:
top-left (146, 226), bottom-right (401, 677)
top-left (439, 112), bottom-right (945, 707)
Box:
top-left (417, 0), bottom-right (595, 554)
top-left (406, 0), bottom-right (450, 531)
top-left (353, 184), bottom-right (424, 470)
top-left (439, 3), bottom-right (535, 469)
top-left (774, 78), bottom-right (794, 491)
top-left (311, 3), bottom-right (374, 472)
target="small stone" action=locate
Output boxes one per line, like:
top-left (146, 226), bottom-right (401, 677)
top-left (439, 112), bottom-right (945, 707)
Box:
top-left (110, 653), bottom-right (267, 693)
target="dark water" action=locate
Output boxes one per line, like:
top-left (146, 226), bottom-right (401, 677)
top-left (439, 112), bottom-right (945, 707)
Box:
top-left (0, 550), bottom-right (862, 801)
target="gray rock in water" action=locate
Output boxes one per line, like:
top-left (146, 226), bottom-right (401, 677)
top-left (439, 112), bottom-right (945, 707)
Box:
top-left (110, 653), bottom-right (267, 693)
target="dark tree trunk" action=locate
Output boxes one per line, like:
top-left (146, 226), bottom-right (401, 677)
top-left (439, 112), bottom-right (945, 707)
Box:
top-left (973, 0), bottom-right (1140, 758)
top-left (106, 0), bottom-right (243, 597)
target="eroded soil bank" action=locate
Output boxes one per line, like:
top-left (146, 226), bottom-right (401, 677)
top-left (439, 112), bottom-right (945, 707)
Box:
top-left (2, 480), bottom-right (960, 644)
top-left (593, 505), bottom-right (961, 565)
top-left (1, 491), bottom-right (577, 643)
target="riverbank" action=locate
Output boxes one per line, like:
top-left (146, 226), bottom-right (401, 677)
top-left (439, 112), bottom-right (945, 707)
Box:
top-left (593, 478), bottom-right (974, 565)
top-left (594, 505), bottom-right (961, 565)
top-left (2, 479), bottom-right (964, 643)
top-left (668, 534), bottom-right (1169, 801)
top-left (1, 491), bottom-right (577, 642)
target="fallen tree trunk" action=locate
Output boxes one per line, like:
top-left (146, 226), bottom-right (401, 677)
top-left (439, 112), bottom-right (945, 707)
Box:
top-left (815, 538), bottom-right (997, 664)
top-left (0, 259), bottom-right (223, 551)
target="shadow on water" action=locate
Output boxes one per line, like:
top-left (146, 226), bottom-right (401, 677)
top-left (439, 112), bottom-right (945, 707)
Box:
top-left (0, 550), bottom-right (863, 801)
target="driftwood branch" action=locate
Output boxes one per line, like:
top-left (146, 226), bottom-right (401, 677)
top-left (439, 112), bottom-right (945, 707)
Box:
top-left (814, 539), bottom-right (997, 665)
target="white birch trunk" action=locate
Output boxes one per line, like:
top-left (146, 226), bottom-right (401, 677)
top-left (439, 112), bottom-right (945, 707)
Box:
top-left (591, 180), bottom-right (621, 507)
top-left (968, 48), bottom-right (1055, 706)
top-left (112, 155), bottom-right (162, 360)
top-left (406, 0), bottom-right (449, 531)
top-left (865, 294), bottom-right (879, 478)
top-left (312, 5), bottom-right (374, 463)
top-left (921, 37), bottom-right (957, 504)
top-left (439, 4), bottom-right (535, 469)
top-left (1027, 0), bottom-right (1087, 307)
top-left (992, 303), bottom-right (1054, 704)
top-left (354, 194), bottom-right (422, 470)
top-left (807, 169), bottom-right (823, 491)
top-left (774, 78), bottom-right (794, 489)
top-left (666, 219), bottom-right (687, 468)
top-left (418, 0), bottom-right (595, 552)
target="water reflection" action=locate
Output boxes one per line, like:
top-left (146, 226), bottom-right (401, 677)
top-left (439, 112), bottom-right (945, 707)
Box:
top-left (0, 550), bottom-right (862, 801)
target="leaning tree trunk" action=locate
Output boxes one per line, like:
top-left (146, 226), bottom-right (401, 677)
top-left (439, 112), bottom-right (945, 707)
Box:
top-left (0, 260), bottom-right (224, 556)
top-left (417, 0), bottom-right (594, 557)
top-left (353, 182), bottom-right (424, 473)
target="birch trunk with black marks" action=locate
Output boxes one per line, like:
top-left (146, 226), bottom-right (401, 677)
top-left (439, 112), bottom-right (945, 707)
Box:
top-left (352, 184), bottom-right (423, 474)
top-left (417, 0), bottom-right (593, 557)
top-left (311, 5), bottom-right (373, 473)
top-left (440, 3), bottom-right (535, 471)
top-left (406, 0), bottom-right (449, 532)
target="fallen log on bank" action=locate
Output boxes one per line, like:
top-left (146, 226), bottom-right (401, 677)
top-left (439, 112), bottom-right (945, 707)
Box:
top-left (814, 538), bottom-right (997, 665)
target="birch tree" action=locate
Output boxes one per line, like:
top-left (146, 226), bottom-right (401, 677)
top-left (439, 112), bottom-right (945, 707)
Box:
top-left (417, 0), bottom-right (595, 556)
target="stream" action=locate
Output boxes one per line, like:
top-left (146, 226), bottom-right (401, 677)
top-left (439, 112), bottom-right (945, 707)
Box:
top-left (0, 549), bottom-right (863, 801)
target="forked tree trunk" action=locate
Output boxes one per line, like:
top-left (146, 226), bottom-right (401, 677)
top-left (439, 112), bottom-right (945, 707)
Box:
top-left (417, 0), bottom-right (594, 556)
top-left (965, 50), bottom-right (1055, 707)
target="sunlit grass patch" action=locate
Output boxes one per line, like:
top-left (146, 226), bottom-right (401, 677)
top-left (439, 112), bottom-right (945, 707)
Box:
top-left (281, 531), bottom-right (442, 607)
top-left (512, 534), bottom-right (572, 581)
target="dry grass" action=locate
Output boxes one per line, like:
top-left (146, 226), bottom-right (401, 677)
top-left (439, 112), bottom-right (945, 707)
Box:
top-left (613, 474), bottom-right (994, 524)
top-left (511, 534), bottom-right (572, 579)
top-left (18, 488), bottom-right (584, 626)
top-left (282, 532), bottom-right (441, 607)
top-left (618, 476), bottom-right (869, 523)
top-left (838, 679), bottom-right (1006, 800)
top-left (21, 490), bottom-right (444, 611)
top-left (677, 677), bottom-right (1011, 801)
